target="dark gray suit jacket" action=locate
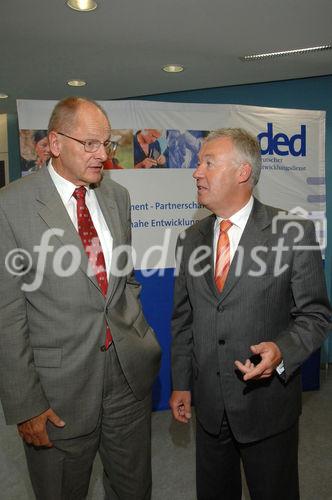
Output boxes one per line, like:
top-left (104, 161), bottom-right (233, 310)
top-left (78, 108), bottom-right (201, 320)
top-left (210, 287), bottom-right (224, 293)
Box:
top-left (172, 198), bottom-right (330, 442)
top-left (0, 167), bottom-right (161, 439)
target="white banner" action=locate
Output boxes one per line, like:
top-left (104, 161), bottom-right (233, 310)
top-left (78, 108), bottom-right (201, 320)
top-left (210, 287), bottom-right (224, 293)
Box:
top-left (17, 100), bottom-right (326, 268)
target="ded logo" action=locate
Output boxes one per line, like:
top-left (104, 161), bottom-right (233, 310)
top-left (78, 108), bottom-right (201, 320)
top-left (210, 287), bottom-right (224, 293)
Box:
top-left (257, 123), bottom-right (306, 157)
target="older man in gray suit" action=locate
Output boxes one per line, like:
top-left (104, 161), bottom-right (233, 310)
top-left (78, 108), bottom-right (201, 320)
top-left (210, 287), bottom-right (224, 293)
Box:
top-left (0, 97), bottom-right (161, 499)
top-left (170, 128), bottom-right (330, 500)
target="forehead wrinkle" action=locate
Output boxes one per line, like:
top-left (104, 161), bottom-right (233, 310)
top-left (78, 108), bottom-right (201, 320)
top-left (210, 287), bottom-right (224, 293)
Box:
top-left (71, 105), bottom-right (110, 139)
top-left (72, 121), bottom-right (111, 140)
top-left (198, 154), bottom-right (222, 166)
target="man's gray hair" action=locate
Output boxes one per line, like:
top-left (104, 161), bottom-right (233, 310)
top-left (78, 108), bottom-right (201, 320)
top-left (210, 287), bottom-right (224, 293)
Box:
top-left (206, 128), bottom-right (261, 186)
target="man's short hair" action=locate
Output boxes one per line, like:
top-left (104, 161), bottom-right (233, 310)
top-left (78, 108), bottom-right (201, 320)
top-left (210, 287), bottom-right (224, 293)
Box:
top-left (47, 96), bottom-right (109, 134)
top-left (206, 128), bottom-right (262, 186)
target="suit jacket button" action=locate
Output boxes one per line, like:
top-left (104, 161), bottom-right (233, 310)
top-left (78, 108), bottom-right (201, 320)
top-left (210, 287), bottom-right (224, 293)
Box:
top-left (216, 371), bottom-right (220, 376)
top-left (218, 339), bottom-right (225, 345)
top-left (217, 304), bottom-right (224, 312)
top-left (100, 345), bottom-right (107, 352)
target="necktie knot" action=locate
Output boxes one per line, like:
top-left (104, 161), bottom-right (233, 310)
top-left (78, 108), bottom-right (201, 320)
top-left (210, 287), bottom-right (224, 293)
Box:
top-left (73, 186), bottom-right (86, 201)
top-left (220, 219), bottom-right (232, 233)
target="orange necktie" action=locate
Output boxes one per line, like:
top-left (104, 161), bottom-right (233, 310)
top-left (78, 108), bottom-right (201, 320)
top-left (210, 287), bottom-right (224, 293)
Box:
top-left (215, 219), bottom-right (233, 293)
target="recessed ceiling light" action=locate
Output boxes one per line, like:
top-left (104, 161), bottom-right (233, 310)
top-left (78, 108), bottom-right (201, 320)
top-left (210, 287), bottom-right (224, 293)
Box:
top-left (0, 93), bottom-right (9, 99)
top-left (162, 64), bottom-right (184, 73)
top-left (240, 44), bottom-right (332, 61)
top-left (66, 0), bottom-right (97, 12)
top-left (67, 79), bottom-right (87, 87)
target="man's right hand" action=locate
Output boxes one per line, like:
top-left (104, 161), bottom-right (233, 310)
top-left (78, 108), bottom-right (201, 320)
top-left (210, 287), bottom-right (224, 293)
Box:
top-left (169, 390), bottom-right (192, 423)
top-left (17, 408), bottom-right (65, 447)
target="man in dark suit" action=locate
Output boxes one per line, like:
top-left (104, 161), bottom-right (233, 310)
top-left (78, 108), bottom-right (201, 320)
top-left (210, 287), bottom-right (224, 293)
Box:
top-left (0, 97), bottom-right (161, 499)
top-left (170, 128), bottom-right (330, 500)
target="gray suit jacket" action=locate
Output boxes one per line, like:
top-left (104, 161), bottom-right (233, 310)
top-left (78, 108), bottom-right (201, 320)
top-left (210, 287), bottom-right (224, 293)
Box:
top-left (172, 198), bottom-right (330, 442)
top-left (0, 167), bottom-right (161, 439)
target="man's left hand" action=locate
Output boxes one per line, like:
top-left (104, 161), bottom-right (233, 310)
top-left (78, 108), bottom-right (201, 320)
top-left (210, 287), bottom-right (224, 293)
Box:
top-left (234, 342), bottom-right (282, 381)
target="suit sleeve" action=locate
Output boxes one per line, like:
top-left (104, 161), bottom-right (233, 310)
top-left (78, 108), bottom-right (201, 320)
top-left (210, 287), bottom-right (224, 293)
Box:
top-left (171, 234), bottom-right (194, 391)
top-left (0, 205), bottom-right (49, 424)
top-left (275, 220), bottom-right (331, 381)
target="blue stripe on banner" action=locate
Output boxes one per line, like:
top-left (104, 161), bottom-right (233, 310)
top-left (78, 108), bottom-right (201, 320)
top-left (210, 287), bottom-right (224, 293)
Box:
top-left (306, 177), bottom-right (326, 185)
top-left (135, 268), bottom-right (175, 411)
top-left (307, 194), bottom-right (326, 203)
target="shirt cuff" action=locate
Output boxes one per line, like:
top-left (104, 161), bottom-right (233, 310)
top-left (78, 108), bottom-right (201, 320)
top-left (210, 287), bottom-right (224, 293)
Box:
top-left (276, 360), bottom-right (285, 375)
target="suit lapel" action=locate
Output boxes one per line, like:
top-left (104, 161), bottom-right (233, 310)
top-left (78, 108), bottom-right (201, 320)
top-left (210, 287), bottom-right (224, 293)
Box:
top-left (93, 182), bottom-right (125, 302)
top-left (35, 167), bottom-right (100, 292)
top-left (219, 198), bottom-right (271, 302)
top-left (194, 215), bottom-right (217, 297)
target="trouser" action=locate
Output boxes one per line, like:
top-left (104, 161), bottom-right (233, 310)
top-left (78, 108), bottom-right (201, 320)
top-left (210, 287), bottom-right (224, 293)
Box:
top-left (24, 343), bottom-right (152, 500)
top-left (196, 414), bottom-right (299, 500)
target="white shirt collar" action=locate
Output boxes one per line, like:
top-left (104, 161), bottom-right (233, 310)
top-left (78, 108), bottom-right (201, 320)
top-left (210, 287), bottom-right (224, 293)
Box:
top-left (48, 161), bottom-right (91, 204)
top-left (216, 196), bottom-right (254, 230)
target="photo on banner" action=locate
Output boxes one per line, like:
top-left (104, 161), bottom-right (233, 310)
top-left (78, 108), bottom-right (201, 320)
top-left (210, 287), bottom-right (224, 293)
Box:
top-left (20, 129), bottom-right (50, 176)
top-left (19, 126), bottom-right (212, 173)
top-left (103, 129), bottom-right (133, 170)
top-left (133, 129), bottom-right (167, 169)
top-left (165, 129), bottom-right (209, 168)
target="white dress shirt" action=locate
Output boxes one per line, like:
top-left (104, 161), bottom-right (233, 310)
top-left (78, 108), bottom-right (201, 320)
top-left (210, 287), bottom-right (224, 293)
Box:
top-left (48, 162), bottom-right (113, 277)
top-left (213, 196), bottom-right (254, 267)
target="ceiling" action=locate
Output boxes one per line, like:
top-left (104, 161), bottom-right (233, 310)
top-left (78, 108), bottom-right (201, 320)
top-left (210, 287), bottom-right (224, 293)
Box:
top-left (1, 0), bottom-right (332, 115)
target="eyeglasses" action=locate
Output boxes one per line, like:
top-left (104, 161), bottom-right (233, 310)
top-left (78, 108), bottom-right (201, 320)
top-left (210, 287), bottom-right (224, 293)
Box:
top-left (57, 132), bottom-right (113, 153)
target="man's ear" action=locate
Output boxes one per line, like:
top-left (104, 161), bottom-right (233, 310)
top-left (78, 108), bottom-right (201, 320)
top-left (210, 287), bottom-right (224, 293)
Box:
top-left (239, 163), bottom-right (252, 184)
top-left (48, 131), bottom-right (60, 157)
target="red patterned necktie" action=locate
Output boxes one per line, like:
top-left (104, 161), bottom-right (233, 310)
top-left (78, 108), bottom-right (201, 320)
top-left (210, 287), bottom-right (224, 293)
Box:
top-left (215, 219), bottom-right (233, 293)
top-left (73, 186), bottom-right (112, 349)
